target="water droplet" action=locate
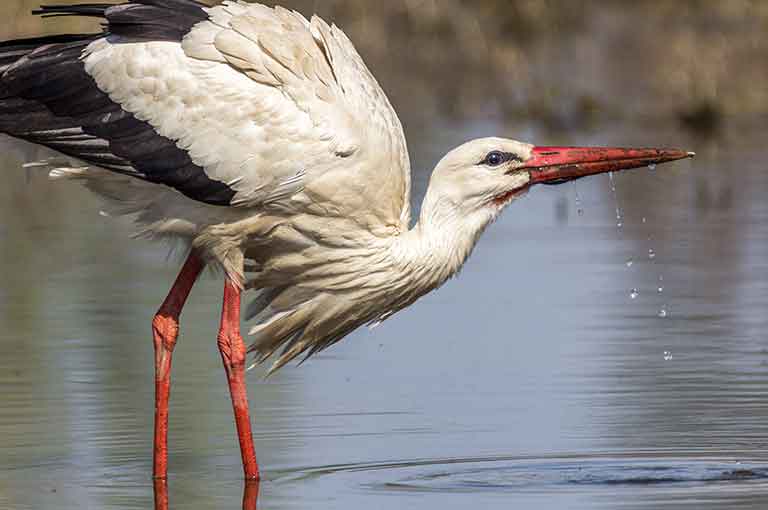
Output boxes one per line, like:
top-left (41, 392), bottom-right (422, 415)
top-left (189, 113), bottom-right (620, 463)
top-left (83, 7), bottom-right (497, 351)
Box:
top-left (663, 350), bottom-right (673, 361)
top-left (657, 286), bottom-right (664, 294)
top-left (630, 289), bottom-right (639, 299)
top-left (658, 275), bottom-right (664, 282)
top-left (648, 248), bottom-right (656, 259)
top-left (606, 172), bottom-right (625, 233)
top-left (573, 183), bottom-right (583, 215)
top-left (648, 163), bottom-right (657, 172)
top-left (642, 217), bottom-right (647, 224)
top-left (659, 307), bottom-right (668, 318)
top-left (626, 258), bottom-right (634, 268)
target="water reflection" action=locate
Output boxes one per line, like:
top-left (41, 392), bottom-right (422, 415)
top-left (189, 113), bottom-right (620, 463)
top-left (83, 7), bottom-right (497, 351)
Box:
top-left (153, 480), bottom-right (259, 510)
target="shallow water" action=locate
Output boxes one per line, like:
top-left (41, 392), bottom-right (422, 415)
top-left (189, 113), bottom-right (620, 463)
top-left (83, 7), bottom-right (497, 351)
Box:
top-left (0, 119), bottom-right (766, 510)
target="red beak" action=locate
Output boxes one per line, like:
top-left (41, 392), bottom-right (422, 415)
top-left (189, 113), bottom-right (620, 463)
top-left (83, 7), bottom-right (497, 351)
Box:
top-left (523, 146), bottom-right (695, 185)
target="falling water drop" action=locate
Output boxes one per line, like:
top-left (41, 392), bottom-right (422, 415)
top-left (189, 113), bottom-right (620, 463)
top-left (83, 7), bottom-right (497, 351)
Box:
top-left (608, 172), bottom-right (623, 231)
top-left (642, 217), bottom-right (647, 224)
top-left (648, 163), bottom-right (657, 172)
top-left (630, 288), bottom-right (639, 300)
top-left (573, 183), bottom-right (584, 216)
top-left (626, 258), bottom-right (634, 268)
top-left (663, 350), bottom-right (673, 360)
top-left (648, 248), bottom-right (656, 259)
top-left (659, 307), bottom-right (668, 318)
top-left (657, 286), bottom-right (664, 294)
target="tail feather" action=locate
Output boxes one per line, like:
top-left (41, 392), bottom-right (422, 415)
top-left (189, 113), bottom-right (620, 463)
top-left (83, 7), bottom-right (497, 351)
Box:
top-left (25, 2), bottom-right (208, 42)
top-left (0, 34), bottom-right (92, 75)
top-left (32, 4), bottom-right (113, 18)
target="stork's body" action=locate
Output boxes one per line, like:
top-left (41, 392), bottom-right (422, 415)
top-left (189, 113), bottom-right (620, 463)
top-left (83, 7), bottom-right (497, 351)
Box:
top-left (0, 0), bottom-right (692, 480)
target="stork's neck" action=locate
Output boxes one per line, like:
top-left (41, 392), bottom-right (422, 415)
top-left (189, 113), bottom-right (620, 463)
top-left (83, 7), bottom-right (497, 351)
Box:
top-left (392, 193), bottom-right (498, 293)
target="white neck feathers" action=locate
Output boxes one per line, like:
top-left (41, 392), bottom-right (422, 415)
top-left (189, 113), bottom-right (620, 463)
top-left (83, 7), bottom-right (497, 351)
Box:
top-left (389, 192), bottom-right (499, 296)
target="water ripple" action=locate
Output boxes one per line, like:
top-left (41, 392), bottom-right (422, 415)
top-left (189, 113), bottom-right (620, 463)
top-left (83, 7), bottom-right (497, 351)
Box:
top-left (277, 452), bottom-right (768, 494)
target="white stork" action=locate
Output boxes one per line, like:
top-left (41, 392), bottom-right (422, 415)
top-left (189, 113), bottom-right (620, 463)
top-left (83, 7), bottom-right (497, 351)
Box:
top-left (0, 0), bottom-right (693, 480)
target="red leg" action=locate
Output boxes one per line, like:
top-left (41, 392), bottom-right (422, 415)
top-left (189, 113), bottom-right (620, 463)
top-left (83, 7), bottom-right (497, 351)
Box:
top-left (217, 278), bottom-right (260, 480)
top-left (153, 479), bottom-right (169, 510)
top-left (151, 252), bottom-right (205, 480)
top-left (243, 480), bottom-right (260, 510)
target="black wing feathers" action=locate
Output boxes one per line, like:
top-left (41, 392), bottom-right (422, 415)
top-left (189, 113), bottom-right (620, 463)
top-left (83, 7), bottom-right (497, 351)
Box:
top-left (0, 1), bottom-right (237, 206)
top-left (104, 3), bottom-right (208, 41)
top-left (34, 1), bottom-right (208, 41)
top-left (33, 4), bottom-right (115, 18)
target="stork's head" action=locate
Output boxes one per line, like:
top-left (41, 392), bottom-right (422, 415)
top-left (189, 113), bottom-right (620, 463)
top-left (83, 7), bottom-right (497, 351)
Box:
top-left (422, 137), bottom-right (693, 229)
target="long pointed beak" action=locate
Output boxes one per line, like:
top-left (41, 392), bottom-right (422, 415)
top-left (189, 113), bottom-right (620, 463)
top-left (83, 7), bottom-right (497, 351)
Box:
top-left (523, 146), bottom-right (695, 185)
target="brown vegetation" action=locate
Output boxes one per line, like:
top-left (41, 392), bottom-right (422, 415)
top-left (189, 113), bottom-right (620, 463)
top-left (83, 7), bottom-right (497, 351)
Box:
top-left (3, 0), bottom-right (767, 130)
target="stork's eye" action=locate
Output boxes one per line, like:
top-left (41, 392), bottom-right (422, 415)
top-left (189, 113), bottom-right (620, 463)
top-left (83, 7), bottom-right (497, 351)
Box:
top-left (483, 151), bottom-right (506, 167)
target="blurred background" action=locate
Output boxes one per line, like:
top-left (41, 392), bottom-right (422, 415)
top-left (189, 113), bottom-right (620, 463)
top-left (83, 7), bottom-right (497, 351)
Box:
top-left (3, 0), bottom-right (768, 131)
top-left (0, 1), bottom-right (766, 510)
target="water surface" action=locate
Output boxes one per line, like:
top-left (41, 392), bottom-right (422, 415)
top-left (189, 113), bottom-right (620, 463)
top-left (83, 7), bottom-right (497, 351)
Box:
top-left (0, 120), bottom-right (766, 509)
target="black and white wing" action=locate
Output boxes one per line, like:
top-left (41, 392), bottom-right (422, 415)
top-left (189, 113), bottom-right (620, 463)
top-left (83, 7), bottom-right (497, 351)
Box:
top-left (0, 0), bottom-right (412, 232)
top-left (0, 2), bottom-right (238, 205)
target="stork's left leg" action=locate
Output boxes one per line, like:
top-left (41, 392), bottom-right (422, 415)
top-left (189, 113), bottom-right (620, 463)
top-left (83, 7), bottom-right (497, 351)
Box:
top-left (217, 278), bottom-right (259, 480)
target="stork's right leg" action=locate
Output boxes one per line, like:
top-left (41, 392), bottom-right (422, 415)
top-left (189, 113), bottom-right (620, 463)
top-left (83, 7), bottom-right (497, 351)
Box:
top-left (151, 252), bottom-right (205, 479)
